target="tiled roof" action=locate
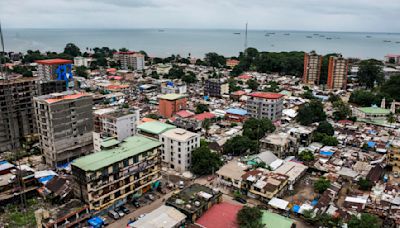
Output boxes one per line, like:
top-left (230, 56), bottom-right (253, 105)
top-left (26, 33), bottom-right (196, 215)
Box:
top-left (249, 92), bottom-right (284, 99)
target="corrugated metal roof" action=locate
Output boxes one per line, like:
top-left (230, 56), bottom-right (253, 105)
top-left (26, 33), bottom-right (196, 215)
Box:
top-left (159, 94), bottom-right (187, 101)
top-left (138, 121), bottom-right (176, 135)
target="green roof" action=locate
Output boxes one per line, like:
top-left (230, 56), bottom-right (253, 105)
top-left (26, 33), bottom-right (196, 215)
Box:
top-left (261, 211), bottom-right (293, 228)
top-left (358, 107), bottom-right (390, 115)
top-left (159, 94), bottom-right (187, 101)
top-left (72, 136), bottom-right (161, 172)
top-left (101, 138), bottom-right (120, 148)
top-left (138, 121), bottom-right (176, 135)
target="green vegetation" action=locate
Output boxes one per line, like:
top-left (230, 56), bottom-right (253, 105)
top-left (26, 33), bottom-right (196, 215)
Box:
top-left (181, 71), bottom-right (197, 84)
top-left (314, 177), bottom-right (331, 193)
top-left (195, 103), bottom-right (209, 114)
top-left (7, 65), bottom-right (33, 77)
top-left (191, 143), bottom-right (223, 175)
top-left (223, 135), bottom-right (257, 155)
top-left (349, 90), bottom-right (382, 107)
top-left (316, 121), bottom-right (334, 136)
top-left (296, 100), bottom-right (327, 126)
top-left (358, 178), bottom-right (372, 191)
top-left (298, 150), bottom-right (315, 162)
top-left (228, 78), bottom-right (241, 92)
top-left (75, 66), bottom-right (88, 78)
top-left (246, 79), bottom-right (259, 90)
top-left (263, 81), bottom-right (280, 92)
top-left (3, 199), bottom-right (39, 227)
top-left (381, 75), bottom-right (400, 101)
top-left (243, 118), bottom-right (276, 140)
top-left (166, 65), bottom-right (185, 79)
top-left (357, 59), bottom-right (384, 89)
top-left (145, 113), bottom-right (160, 120)
top-left (332, 100), bottom-right (352, 120)
top-left (64, 43), bottom-right (81, 57)
top-left (348, 213), bottom-right (381, 228)
top-left (237, 206), bottom-right (263, 228)
top-left (204, 52), bottom-right (226, 68)
top-left (321, 135), bottom-right (339, 146)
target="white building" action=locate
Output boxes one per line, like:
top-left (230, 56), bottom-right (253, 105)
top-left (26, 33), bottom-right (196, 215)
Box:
top-left (93, 108), bottom-right (140, 152)
top-left (160, 128), bottom-right (200, 172)
top-left (114, 51), bottom-right (145, 71)
top-left (74, 57), bottom-right (94, 68)
top-left (161, 83), bottom-right (187, 94)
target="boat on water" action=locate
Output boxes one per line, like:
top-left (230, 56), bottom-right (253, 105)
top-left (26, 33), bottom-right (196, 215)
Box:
top-left (313, 33), bottom-right (319, 35)
top-left (284, 33), bottom-right (290, 35)
top-left (326, 37), bottom-right (332, 40)
top-left (366, 36), bottom-right (372, 38)
top-left (158, 29), bottom-right (165, 32)
top-left (233, 32), bottom-right (241, 35)
top-left (306, 36), bottom-right (312, 38)
top-left (396, 41), bottom-right (400, 44)
top-left (383, 40), bottom-right (392, 43)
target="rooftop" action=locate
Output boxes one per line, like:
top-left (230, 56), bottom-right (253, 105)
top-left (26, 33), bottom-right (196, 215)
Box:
top-left (261, 211), bottom-right (294, 228)
top-left (161, 128), bottom-right (199, 142)
top-left (216, 159), bottom-right (248, 181)
top-left (225, 108), bottom-right (247, 116)
top-left (193, 112), bottom-right (216, 121)
top-left (159, 93), bottom-right (187, 101)
top-left (358, 106), bottom-right (390, 115)
top-left (35, 91), bottom-right (91, 104)
top-left (138, 121), bottom-right (176, 135)
top-left (196, 203), bottom-right (242, 228)
top-left (35, 59), bottom-right (72, 65)
top-left (72, 136), bottom-right (161, 172)
top-left (249, 92), bottom-right (284, 99)
top-left (129, 205), bottom-right (186, 228)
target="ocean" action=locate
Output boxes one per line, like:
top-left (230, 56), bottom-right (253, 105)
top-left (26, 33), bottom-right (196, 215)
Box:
top-left (3, 28), bottom-right (400, 60)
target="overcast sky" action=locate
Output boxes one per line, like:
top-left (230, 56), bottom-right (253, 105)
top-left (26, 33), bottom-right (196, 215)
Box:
top-left (1, 0), bottom-right (400, 32)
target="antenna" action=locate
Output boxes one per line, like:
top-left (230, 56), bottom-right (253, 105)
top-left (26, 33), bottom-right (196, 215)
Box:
top-left (244, 22), bottom-right (248, 51)
top-left (0, 20), bottom-right (6, 79)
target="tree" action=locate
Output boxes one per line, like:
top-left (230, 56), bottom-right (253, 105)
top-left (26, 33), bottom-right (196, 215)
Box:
top-left (246, 79), bottom-right (259, 90)
top-left (321, 135), bottom-right (338, 146)
top-left (243, 118), bottom-right (276, 140)
top-left (299, 150), bottom-right (315, 162)
top-left (166, 65), bottom-right (185, 79)
top-left (358, 178), bottom-right (372, 191)
top-left (75, 66), bottom-right (88, 78)
top-left (151, 71), bottom-right (159, 79)
top-left (316, 121), bottom-right (334, 136)
top-left (328, 93), bottom-right (341, 103)
top-left (348, 213), bottom-right (380, 228)
top-left (204, 52), bottom-right (226, 68)
top-left (119, 47), bottom-right (129, 52)
top-left (349, 90), bottom-right (380, 107)
top-left (387, 112), bottom-right (396, 127)
top-left (195, 103), bottom-right (209, 114)
top-left (63, 43), bottom-right (81, 57)
top-left (202, 118), bottom-right (211, 137)
top-left (145, 113), bottom-right (160, 120)
top-left (314, 177), bottom-right (330, 193)
top-left (191, 146), bottom-right (222, 176)
top-left (182, 71), bottom-right (197, 84)
top-left (358, 59), bottom-right (384, 89)
top-left (332, 100), bottom-right (352, 120)
top-left (228, 78), bottom-right (241, 92)
top-left (381, 75), bottom-right (400, 101)
top-left (296, 100), bottom-right (327, 125)
top-left (223, 135), bottom-right (257, 155)
top-left (237, 206), bottom-right (263, 228)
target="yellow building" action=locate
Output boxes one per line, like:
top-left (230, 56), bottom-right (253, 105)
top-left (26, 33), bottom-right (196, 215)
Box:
top-left (389, 140), bottom-right (400, 172)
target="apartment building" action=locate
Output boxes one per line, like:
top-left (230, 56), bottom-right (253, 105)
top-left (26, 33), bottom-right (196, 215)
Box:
top-left (303, 51), bottom-right (322, 85)
top-left (388, 140), bottom-right (400, 172)
top-left (73, 57), bottom-right (94, 67)
top-left (113, 51), bottom-right (145, 71)
top-left (33, 91), bottom-right (93, 167)
top-left (204, 79), bottom-right (229, 98)
top-left (159, 94), bottom-right (187, 118)
top-left (246, 92), bottom-right (284, 121)
top-left (71, 135), bottom-right (161, 210)
top-left (327, 55), bottom-right (348, 90)
top-left (161, 82), bottom-right (187, 94)
top-left (36, 59), bottom-right (73, 87)
top-left (93, 108), bottom-right (140, 152)
top-left (160, 128), bottom-right (200, 172)
top-left (0, 77), bottom-right (40, 152)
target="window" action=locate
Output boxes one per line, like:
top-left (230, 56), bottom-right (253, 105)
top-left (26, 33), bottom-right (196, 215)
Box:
top-left (178, 160), bottom-right (181, 164)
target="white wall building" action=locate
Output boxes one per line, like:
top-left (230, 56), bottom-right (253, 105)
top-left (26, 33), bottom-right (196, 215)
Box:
top-left (160, 128), bottom-right (200, 172)
top-left (74, 57), bottom-right (94, 68)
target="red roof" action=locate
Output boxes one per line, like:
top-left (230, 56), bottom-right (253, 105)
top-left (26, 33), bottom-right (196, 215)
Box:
top-left (249, 92), bottom-right (284, 99)
top-left (238, 74), bottom-right (252, 80)
top-left (385, 54), bottom-right (400, 58)
top-left (193, 112), bottom-right (215, 121)
top-left (196, 203), bottom-right (243, 228)
top-left (176, 110), bottom-right (195, 118)
top-left (114, 51), bottom-right (136, 55)
top-left (36, 59), bottom-right (72, 65)
top-left (233, 90), bottom-right (246, 96)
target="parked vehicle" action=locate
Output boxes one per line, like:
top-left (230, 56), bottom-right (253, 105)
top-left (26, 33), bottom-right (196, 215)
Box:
top-left (179, 181), bottom-right (185, 189)
top-left (100, 216), bottom-right (109, 226)
top-left (119, 205), bottom-right (130, 214)
top-left (115, 208), bottom-right (125, 217)
top-left (132, 200), bottom-right (140, 208)
top-left (146, 194), bottom-right (155, 201)
top-left (234, 197), bottom-right (247, 204)
top-left (108, 210), bottom-right (120, 220)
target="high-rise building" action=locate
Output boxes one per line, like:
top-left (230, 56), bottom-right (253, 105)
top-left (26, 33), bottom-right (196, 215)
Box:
top-left (160, 128), bottom-right (200, 172)
top-left (204, 79), bottom-right (229, 98)
top-left (303, 51), bottom-right (322, 85)
top-left (36, 59), bottom-right (73, 88)
top-left (327, 55), bottom-right (348, 90)
top-left (246, 92), bottom-right (284, 121)
top-left (93, 108), bottom-right (140, 152)
top-left (33, 91), bottom-right (93, 167)
top-left (159, 94), bottom-right (187, 118)
top-left (113, 51), bottom-right (145, 71)
top-left (388, 140), bottom-right (400, 172)
top-left (0, 77), bottom-right (40, 152)
top-left (71, 135), bottom-right (161, 210)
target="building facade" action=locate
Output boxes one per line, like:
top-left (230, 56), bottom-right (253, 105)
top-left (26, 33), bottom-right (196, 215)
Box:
top-left (160, 128), bottom-right (200, 172)
top-left (71, 135), bottom-right (161, 210)
top-left (159, 94), bottom-right (187, 118)
top-left (33, 91), bottom-right (93, 167)
top-left (161, 82), bottom-right (187, 94)
top-left (113, 51), bottom-right (145, 71)
top-left (327, 55), bottom-right (348, 90)
top-left (204, 79), bottom-right (229, 98)
top-left (36, 59), bottom-right (73, 87)
top-left (388, 140), bottom-right (400, 172)
top-left (303, 51), bottom-right (322, 85)
top-left (73, 57), bottom-right (94, 68)
top-left (246, 92), bottom-right (284, 121)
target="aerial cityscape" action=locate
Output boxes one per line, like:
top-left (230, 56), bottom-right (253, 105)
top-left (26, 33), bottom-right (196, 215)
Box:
top-left (1, 0), bottom-right (400, 228)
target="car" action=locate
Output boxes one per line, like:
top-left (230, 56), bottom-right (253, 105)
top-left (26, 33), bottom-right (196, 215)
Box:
top-left (119, 205), bottom-right (130, 214)
top-left (100, 216), bottom-right (109, 226)
top-left (108, 210), bottom-right (120, 220)
top-left (394, 172), bottom-right (399, 178)
top-left (115, 208), bottom-right (125, 217)
top-left (132, 200), bottom-right (140, 208)
top-left (146, 194), bottom-right (155, 200)
top-left (234, 197), bottom-right (247, 204)
top-left (179, 181), bottom-right (185, 189)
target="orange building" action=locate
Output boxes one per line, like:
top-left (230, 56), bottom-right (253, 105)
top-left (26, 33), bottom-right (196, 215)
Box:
top-left (226, 59), bottom-right (240, 68)
top-left (303, 51), bottom-right (322, 85)
top-left (159, 94), bottom-right (187, 118)
top-left (327, 55), bottom-right (348, 90)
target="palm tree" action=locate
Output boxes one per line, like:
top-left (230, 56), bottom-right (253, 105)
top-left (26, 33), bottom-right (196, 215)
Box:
top-left (387, 112), bottom-right (396, 127)
top-left (202, 119), bottom-right (211, 137)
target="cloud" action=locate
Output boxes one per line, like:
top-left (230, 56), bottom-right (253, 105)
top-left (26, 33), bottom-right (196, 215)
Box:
top-left (1, 0), bottom-right (399, 32)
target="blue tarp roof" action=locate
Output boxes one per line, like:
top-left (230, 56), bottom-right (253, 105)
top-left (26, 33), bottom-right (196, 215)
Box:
top-left (57, 162), bottom-right (71, 170)
top-left (367, 141), bottom-right (376, 148)
top-left (292, 205), bottom-right (300, 213)
top-left (226, 108), bottom-right (248, 116)
top-left (320, 151), bottom-right (334, 156)
top-left (88, 217), bottom-right (103, 228)
top-left (38, 175), bottom-right (55, 184)
top-left (311, 199), bottom-right (318, 206)
top-left (368, 130), bottom-right (377, 135)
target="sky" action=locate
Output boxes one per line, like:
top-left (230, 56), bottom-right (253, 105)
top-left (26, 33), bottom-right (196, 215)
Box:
top-left (1, 0), bottom-right (400, 32)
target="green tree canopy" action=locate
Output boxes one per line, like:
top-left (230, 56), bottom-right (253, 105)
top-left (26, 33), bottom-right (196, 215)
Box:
top-left (246, 79), bottom-right (259, 90)
top-left (358, 178), bottom-right (372, 191)
top-left (166, 65), bottom-right (185, 79)
top-left (63, 43), bottom-right (81, 57)
top-left (358, 59), bottom-right (384, 89)
top-left (332, 100), bottom-right (352, 120)
top-left (237, 206), bottom-right (263, 228)
top-left (348, 213), bottom-right (380, 228)
top-left (296, 100), bottom-right (327, 126)
top-left (321, 135), bottom-right (339, 146)
top-left (314, 177), bottom-right (331, 193)
top-left (299, 150), bottom-right (315, 162)
top-left (182, 71), bottom-right (197, 84)
top-left (349, 90), bottom-right (381, 107)
top-left (195, 103), bottom-right (209, 114)
top-left (381, 75), bottom-right (400, 101)
top-left (204, 52), bottom-right (226, 68)
top-left (243, 118), bottom-right (276, 140)
top-left (223, 135), bottom-right (257, 156)
top-left (191, 145), bottom-right (222, 176)
top-left (75, 66), bottom-right (88, 78)
top-left (316, 121), bottom-right (334, 136)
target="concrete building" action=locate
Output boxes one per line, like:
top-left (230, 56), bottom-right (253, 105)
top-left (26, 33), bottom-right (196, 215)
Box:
top-left (138, 121), bottom-right (177, 139)
top-left (159, 94), bottom-right (187, 118)
top-left (71, 135), bottom-right (161, 210)
top-left (73, 57), bottom-right (94, 68)
top-left (388, 140), bottom-right (400, 172)
top-left (156, 64), bottom-right (172, 75)
top-left (161, 82), bottom-right (187, 94)
top-left (385, 54), bottom-right (400, 65)
top-left (93, 108), bottom-right (140, 152)
top-left (129, 205), bottom-right (186, 228)
top-left (226, 59), bottom-right (240, 68)
top-left (36, 59), bottom-right (73, 87)
top-left (33, 91), bottom-right (93, 167)
top-left (246, 92), bottom-right (284, 121)
top-left (160, 128), bottom-right (200, 172)
top-left (39, 80), bottom-right (66, 95)
top-left (113, 51), bottom-right (145, 71)
top-left (303, 51), bottom-right (322, 85)
top-left (0, 77), bottom-right (40, 152)
top-left (204, 79), bottom-right (229, 98)
top-left (327, 55), bottom-right (348, 90)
